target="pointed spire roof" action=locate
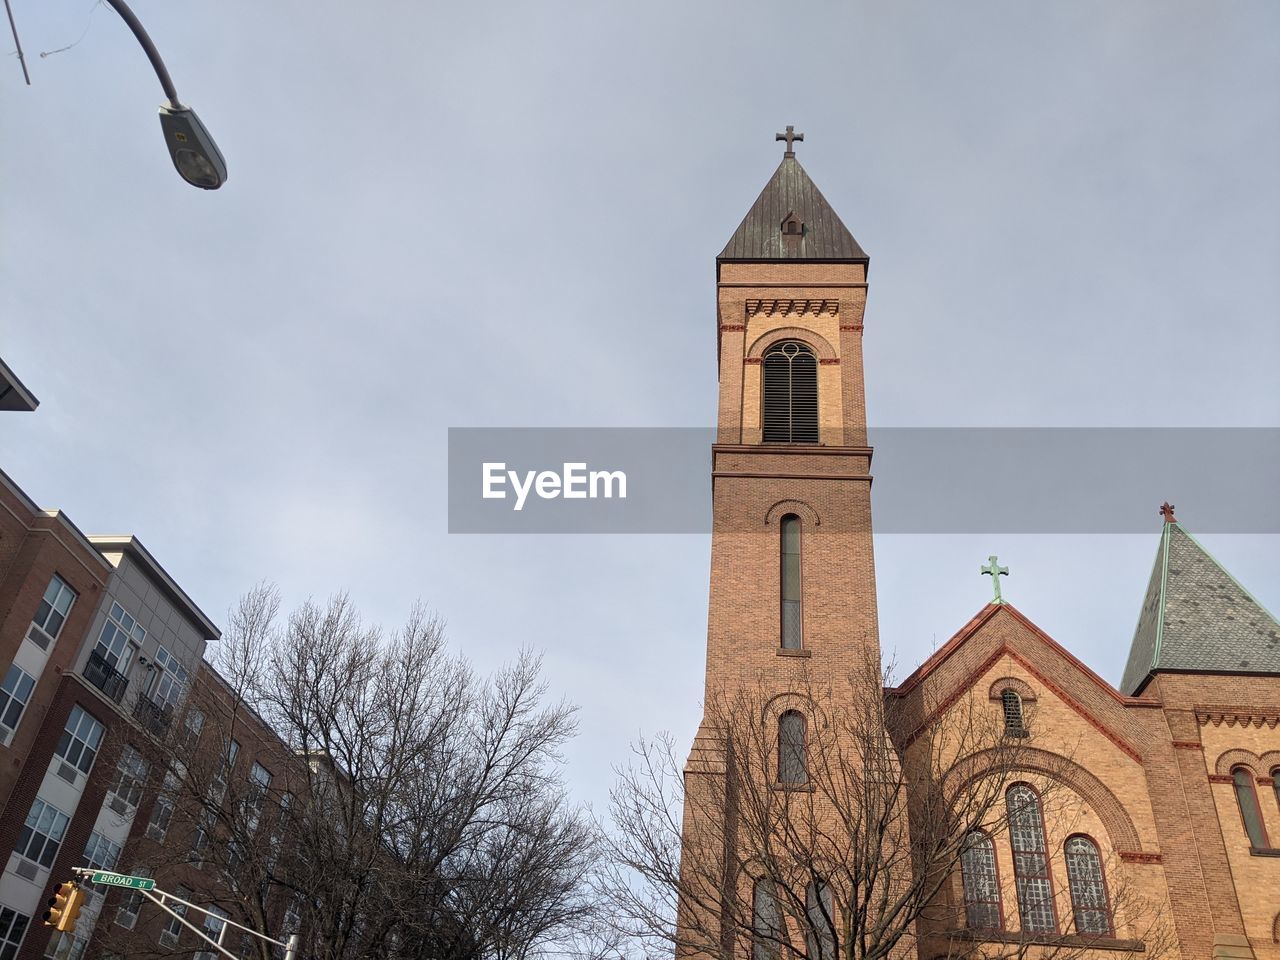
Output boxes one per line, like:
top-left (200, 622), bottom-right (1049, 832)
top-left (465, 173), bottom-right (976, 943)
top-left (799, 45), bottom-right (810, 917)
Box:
top-left (717, 154), bottom-right (868, 268)
top-left (1120, 514), bottom-right (1280, 695)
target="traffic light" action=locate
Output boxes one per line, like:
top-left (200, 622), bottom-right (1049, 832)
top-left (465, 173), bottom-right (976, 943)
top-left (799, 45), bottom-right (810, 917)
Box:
top-left (42, 881), bottom-right (85, 932)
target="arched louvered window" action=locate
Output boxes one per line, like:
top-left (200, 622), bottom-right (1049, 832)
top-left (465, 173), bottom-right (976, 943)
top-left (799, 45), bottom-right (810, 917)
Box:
top-left (780, 515), bottom-right (802, 649)
top-left (805, 878), bottom-right (836, 960)
top-left (752, 878), bottom-right (784, 960)
top-left (1233, 767), bottom-right (1269, 848)
top-left (763, 341), bottom-right (819, 444)
top-left (1006, 783), bottom-right (1057, 933)
top-left (960, 830), bottom-right (1002, 930)
top-left (1064, 835), bottom-right (1112, 935)
top-left (778, 711), bottom-right (807, 785)
top-left (1001, 689), bottom-right (1027, 737)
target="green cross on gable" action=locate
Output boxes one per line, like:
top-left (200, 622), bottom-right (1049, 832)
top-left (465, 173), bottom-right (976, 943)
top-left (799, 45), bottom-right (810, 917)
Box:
top-left (981, 555), bottom-right (1009, 604)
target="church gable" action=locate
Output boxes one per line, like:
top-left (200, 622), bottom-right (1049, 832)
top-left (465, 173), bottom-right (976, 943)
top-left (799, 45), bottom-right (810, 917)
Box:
top-left (892, 604), bottom-right (1146, 765)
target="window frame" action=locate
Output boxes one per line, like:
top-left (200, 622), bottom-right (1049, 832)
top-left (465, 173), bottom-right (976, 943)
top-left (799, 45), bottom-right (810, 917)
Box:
top-left (805, 877), bottom-right (837, 960)
top-left (779, 514), bottom-right (803, 650)
top-left (16, 798), bottom-right (71, 869)
top-left (0, 904), bottom-right (31, 960)
top-left (32, 575), bottom-right (77, 644)
top-left (92, 602), bottom-right (145, 673)
top-left (1232, 766), bottom-right (1269, 849)
top-left (106, 745), bottom-right (148, 815)
top-left (959, 829), bottom-right (1004, 931)
top-left (1001, 688), bottom-right (1027, 737)
top-left (761, 340), bottom-right (820, 445)
top-left (777, 710), bottom-right (808, 786)
top-left (1063, 833), bottom-right (1114, 937)
top-left (1006, 782), bottom-right (1059, 934)
top-left (751, 878), bottom-right (784, 960)
top-left (0, 664), bottom-right (37, 741)
top-left (54, 705), bottom-right (105, 777)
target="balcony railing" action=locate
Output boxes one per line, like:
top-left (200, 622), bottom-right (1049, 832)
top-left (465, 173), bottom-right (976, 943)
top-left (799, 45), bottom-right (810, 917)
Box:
top-left (84, 650), bottom-right (129, 703)
top-left (132, 693), bottom-right (172, 737)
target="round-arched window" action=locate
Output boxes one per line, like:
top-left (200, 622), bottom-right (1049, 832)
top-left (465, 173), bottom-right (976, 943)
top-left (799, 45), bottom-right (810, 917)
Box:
top-left (762, 341), bottom-right (818, 444)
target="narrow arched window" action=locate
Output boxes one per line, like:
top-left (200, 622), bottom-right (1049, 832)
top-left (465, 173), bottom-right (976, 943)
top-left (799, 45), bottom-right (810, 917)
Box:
top-left (1064, 835), bottom-right (1112, 936)
top-left (778, 711), bottom-right (807, 785)
top-left (960, 830), bottom-right (1002, 930)
top-left (805, 878), bottom-right (836, 960)
top-left (763, 341), bottom-right (819, 444)
top-left (1001, 689), bottom-right (1027, 737)
top-left (1233, 767), bottom-right (1269, 848)
top-left (1272, 768), bottom-right (1280, 813)
top-left (752, 878), bottom-right (784, 960)
top-left (1006, 784), bottom-right (1057, 933)
top-left (780, 515), bottom-right (802, 649)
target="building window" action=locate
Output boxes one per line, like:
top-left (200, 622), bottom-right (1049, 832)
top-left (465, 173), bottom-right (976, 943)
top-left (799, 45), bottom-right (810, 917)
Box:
top-left (106, 745), bottom-right (148, 815)
top-left (193, 905), bottom-right (229, 960)
top-left (0, 905), bottom-right (30, 960)
top-left (17, 798), bottom-right (70, 869)
top-left (244, 762), bottom-right (273, 832)
top-left (147, 764), bottom-right (184, 841)
top-left (1233, 767), bottom-right (1269, 848)
top-left (212, 738), bottom-right (241, 801)
top-left (805, 879), bottom-right (836, 960)
top-left (960, 830), bottom-right (1002, 930)
top-left (1006, 783), bottom-right (1057, 933)
top-left (113, 874), bottom-right (150, 930)
top-left (93, 602), bottom-right (145, 673)
top-left (82, 831), bottom-right (122, 873)
top-left (0, 665), bottom-right (37, 742)
top-left (1001, 689), bottom-right (1027, 737)
top-left (778, 711), bottom-right (807, 785)
top-left (780, 515), bottom-right (803, 649)
top-left (181, 707), bottom-right (205, 744)
top-left (149, 646), bottom-right (189, 709)
top-left (31, 575), bottom-right (77, 646)
top-left (43, 929), bottom-right (87, 960)
top-left (55, 706), bottom-right (105, 777)
top-left (1064, 835), bottom-right (1112, 936)
top-left (1272, 768), bottom-right (1280, 812)
top-left (751, 878), bottom-right (784, 960)
top-left (762, 341), bottom-right (819, 444)
top-left (159, 886), bottom-right (191, 947)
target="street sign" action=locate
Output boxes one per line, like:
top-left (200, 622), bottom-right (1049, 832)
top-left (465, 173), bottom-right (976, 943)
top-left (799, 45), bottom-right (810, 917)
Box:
top-left (88, 871), bottom-right (155, 891)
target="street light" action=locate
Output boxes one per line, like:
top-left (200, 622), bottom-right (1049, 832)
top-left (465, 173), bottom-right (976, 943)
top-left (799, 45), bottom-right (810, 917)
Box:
top-left (103, 0), bottom-right (227, 189)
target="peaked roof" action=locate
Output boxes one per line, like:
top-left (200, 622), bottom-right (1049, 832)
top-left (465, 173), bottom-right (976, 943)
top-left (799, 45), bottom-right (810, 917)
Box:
top-left (1120, 521), bottom-right (1280, 695)
top-left (717, 155), bottom-right (868, 266)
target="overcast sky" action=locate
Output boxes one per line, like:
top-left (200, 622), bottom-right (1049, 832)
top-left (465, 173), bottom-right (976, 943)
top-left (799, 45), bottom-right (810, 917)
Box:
top-left (2, 2), bottom-right (1278, 813)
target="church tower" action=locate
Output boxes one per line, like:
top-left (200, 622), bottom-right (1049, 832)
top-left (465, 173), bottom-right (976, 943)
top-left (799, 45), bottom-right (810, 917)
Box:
top-left (678, 131), bottom-right (883, 958)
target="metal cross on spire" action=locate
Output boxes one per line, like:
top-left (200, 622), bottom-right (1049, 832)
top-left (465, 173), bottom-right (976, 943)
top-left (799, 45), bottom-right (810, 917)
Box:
top-left (981, 555), bottom-right (1009, 604)
top-left (1159, 502), bottom-right (1177, 523)
top-left (776, 125), bottom-right (804, 158)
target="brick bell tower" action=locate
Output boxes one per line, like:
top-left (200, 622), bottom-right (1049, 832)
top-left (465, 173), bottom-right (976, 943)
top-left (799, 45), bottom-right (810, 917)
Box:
top-left (677, 130), bottom-right (881, 956)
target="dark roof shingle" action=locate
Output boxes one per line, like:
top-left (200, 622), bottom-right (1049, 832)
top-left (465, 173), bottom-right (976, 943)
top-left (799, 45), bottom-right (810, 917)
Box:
top-left (1120, 522), bottom-right (1280, 694)
top-left (718, 156), bottom-right (867, 266)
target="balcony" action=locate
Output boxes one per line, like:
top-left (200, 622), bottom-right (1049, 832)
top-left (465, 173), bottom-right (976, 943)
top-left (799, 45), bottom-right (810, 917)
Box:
top-left (132, 693), bottom-right (173, 737)
top-left (84, 650), bottom-right (129, 703)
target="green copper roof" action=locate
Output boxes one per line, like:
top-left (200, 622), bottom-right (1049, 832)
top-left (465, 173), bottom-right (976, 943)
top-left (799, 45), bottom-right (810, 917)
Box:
top-left (717, 155), bottom-right (868, 266)
top-left (1120, 521), bottom-right (1280, 695)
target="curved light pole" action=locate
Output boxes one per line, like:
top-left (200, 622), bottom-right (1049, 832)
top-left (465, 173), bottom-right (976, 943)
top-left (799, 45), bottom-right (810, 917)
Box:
top-left (104, 0), bottom-right (227, 189)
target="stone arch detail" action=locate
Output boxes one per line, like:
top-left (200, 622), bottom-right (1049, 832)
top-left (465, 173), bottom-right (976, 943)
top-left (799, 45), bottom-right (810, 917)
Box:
top-left (1214, 749), bottom-right (1263, 777)
top-left (987, 677), bottom-right (1037, 702)
top-left (747, 326), bottom-right (838, 361)
top-left (1272, 912), bottom-right (1280, 944)
top-left (765, 499), bottom-right (820, 527)
top-left (1259, 750), bottom-right (1280, 774)
top-left (949, 746), bottom-right (1142, 853)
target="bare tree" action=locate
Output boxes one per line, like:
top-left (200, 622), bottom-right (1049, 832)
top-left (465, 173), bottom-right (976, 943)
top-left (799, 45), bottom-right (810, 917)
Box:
top-left (597, 652), bottom-right (1173, 960)
top-left (110, 586), bottom-right (602, 960)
